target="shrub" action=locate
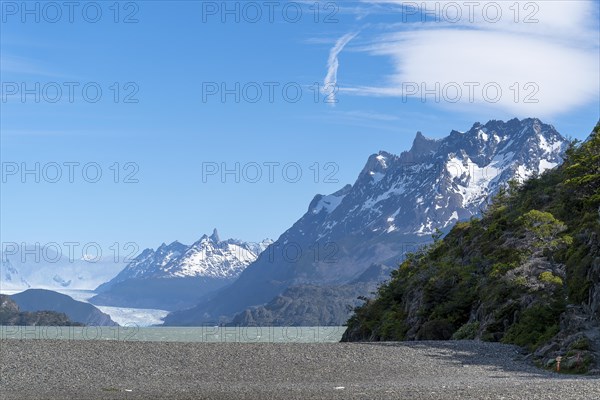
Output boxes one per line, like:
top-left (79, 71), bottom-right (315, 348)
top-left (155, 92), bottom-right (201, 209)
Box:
top-left (513, 276), bottom-right (528, 287)
top-left (539, 271), bottom-right (563, 286)
top-left (502, 304), bottom-right (563, 351)
top-left (569, 338), bottom-right (590, 351)
top-left (491, 262), bottom-right (517, 278)
top-left (416, 319), bottom-right (454, 340)
top-left (452, 322), bottom-right (480, 340)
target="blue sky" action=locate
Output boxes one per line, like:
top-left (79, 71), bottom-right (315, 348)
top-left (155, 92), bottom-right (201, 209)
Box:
top-left (1, 0), bottom-right (599, 253)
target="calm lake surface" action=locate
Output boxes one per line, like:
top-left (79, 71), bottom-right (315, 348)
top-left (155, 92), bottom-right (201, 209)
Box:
top-left (0, 326), bottom-right (346, 343)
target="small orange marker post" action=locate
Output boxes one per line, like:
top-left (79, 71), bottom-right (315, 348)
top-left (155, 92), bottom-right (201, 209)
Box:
top-left (556, 356), bottom-right (562, 372)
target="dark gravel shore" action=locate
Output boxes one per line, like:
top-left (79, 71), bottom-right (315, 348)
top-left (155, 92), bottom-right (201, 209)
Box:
top-left (1, 339), bottom-right (598, 399)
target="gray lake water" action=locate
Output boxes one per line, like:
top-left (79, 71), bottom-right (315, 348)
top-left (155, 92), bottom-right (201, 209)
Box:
top-left (0, 326), bottom-right (346, 343)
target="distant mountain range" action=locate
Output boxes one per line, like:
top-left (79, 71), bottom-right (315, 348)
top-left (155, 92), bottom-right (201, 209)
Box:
top-left (164, 118), bottom-right (568, 326)
top-left (90, 230), bottom-right (273, 310)
top-left (1, 248), bottom-right (125, 291)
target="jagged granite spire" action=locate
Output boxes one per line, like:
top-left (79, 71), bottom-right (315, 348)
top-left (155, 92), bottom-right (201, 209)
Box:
top-left (210, 228), bottom-right (220, 243)
top-left (410, 131), bottom-right (440, 155)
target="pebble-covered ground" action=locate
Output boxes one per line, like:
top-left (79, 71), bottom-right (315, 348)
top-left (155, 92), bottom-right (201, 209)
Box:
top-left (1, 340), bottom-right (598, 399)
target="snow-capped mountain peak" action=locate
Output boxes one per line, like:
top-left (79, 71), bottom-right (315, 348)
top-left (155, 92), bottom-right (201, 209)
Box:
top-left (290, 118), bottom-right (568, 243)
top-left (102, 230), bottom-right (273, 287)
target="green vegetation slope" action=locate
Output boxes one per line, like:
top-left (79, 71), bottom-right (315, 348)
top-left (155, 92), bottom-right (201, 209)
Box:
top-left (342, 123), bottom-right (600, 374)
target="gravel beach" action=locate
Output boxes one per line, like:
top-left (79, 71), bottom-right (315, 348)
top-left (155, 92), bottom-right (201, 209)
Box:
top-left (1, 340), bottom-right (598, 399)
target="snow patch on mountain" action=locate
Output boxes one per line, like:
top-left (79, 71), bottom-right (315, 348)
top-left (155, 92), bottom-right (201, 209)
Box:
top-left (103, 230), bottom-right (274, 286)
top-left (305, 118), bottom-right (568, 239)
top-left (1, 250), bottom-right (123, 291)
top-left (1, 257), bottom-right (30, 290)
top-left (312, 192), bottom-right (347, 215)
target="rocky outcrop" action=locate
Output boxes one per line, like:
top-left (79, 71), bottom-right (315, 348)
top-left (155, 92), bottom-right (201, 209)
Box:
top-left (534, 231), bottom-right (600, 374)
top-left (585, 232), bottom-right (600, 319)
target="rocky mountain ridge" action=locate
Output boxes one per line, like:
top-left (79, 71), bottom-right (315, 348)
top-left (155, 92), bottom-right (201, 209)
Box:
top-left (342, 122), bottom-right (600, 374)
top-left (91, 230), bottom-right (273, 310)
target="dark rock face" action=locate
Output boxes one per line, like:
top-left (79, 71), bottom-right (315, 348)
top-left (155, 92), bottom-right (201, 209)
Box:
top-left (0, 295), bottom-right (19, 314)
top-left (165, 118), bottom-right (567, 326)
top-left (11, 289), bottom-right (117, 326)
top-left (585, 233), bottom-right (600, 320)
top-left (0, 294), bottom-right (82, 326)
top-left (230, 285), bottom-right (368, 327)
top-left (230, 265), bottom-right (394, 327)
top-left (534, 232), bottom-right (600, 374)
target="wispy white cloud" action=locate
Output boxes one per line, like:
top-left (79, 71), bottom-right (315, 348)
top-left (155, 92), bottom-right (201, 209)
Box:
top-left (1, 54), bottom-right (72, 79)
top-left (323, 32), bottom-right (358, 104)
top-left (324, 0), bottom-right (600, 117)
